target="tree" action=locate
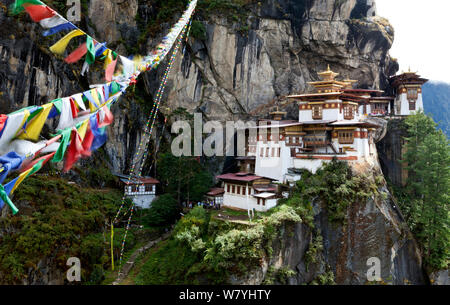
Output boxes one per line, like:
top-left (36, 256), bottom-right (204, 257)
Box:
top-left (157, 153), bottom-right (213, 204)
top-left (401, 112), bottom-right (450, 271)
top-left (143, 194), bottom-right (180, 227)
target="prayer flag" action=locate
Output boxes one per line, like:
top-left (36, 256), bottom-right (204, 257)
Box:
top-left (17, 103), bottom-right (53, 141)
top-left (65, 42), bottom-right (87, 63)
top-left (51, 127), bottom-right (72, 163)
top-left (43, 22), bottom-right (77, 37)
top-left (0, 152), bottom-right (26, 184)
top-left (24, 4), bottom-right (55, 22)
top-left (49, 30), bottom-right (84, 55)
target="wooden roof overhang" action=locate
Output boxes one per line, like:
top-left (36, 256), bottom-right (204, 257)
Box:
top-left (288, 92), bottom-right (342, 101)
top-left (390, 72), bottom-right (428, 88)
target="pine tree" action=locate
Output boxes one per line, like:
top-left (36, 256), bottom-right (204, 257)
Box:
top-left (401, 112), bottom-right (449, 270)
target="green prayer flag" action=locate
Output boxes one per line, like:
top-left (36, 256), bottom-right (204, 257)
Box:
top-left (110, 81), bottom-right (121, 95)
top-left (27, 159), bottom-right (47, 177)
top-left (51, 128), bottom-right (72, 163)
top-left (10, 0), bottom-right (45, 14)
top-left (52, 98), bottom-right (63, 114)
top-left (0, 184), bottom-right (18, 215)
top-left (86, 36), bottom-right (96, 65)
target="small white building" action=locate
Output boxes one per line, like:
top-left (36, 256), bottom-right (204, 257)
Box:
top-left (205, 187), bottom-right (225, 207)
top-left (119, 176), bottom-right (159, 209)
top-left (390, 71), bottom-right (428, 116)
top-left (217, 172), bottom-right (278, 212)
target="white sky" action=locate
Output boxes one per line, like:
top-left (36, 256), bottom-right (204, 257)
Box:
top-left (376, 0), bottom-right (450, 83)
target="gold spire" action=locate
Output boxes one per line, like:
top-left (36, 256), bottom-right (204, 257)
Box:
top-left (317, 65), bottom-right (339, 81)
top-left (269, 106), bottom-right (286, 121)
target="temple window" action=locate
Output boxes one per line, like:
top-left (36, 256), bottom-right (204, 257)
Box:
top-left (407, 88), bottom-right (418, 100)
top-left (338, 131), bottom-right (354, 144)
top-left (227, 184), bottom-right (230, 193)
top-left (409, 101), bottom-right (416, 110)
top-left (260, 147), bottom-right (264, 157)
top-left (344, 105), bottom-right (354, 119)
top-left (312, 105), bottom-right (323, 119)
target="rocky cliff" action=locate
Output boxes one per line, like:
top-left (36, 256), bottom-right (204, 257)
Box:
top-left (230, 161), bottom-right (426, 285)
top-left (0, 0), bottom-right (398, 173)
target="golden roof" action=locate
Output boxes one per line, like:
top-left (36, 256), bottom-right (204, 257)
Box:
top-left (317, 65), bottom-right (339, 81)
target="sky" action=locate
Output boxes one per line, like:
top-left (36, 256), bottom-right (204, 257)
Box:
top-left (376, 0), bottom-right (450, 83)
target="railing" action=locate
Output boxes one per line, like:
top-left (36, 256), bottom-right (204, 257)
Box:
top-left (125, 191), bottom-right (156, 196)
top-left (304, 141), bottom-right (327, 146)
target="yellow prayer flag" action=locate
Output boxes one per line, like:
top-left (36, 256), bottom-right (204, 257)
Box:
top-left (11, 167), bottom-right (33, 194)
top-left (91, 89), bottom-right (100, 108)
top-left (18, 103), bottom-right (53, 141)
top-left (14, 109), bottom-right (30, 138)
top-left (77, 119), bottom-right (89, 141)
top-left (49, 30), bottom-right (84, 55)
top-left (104, 49), bottom-right (113, 70)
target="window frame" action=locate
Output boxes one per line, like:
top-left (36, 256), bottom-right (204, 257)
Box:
top-left (338, 131), bottom-right (354, 144)
top-left (343, 105), bottom-right (354, 120)
top-left (312, 105), bottom-right (323, 120)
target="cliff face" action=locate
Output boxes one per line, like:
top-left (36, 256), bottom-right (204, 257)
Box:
top-left (234, 162), bottom-right (426, 285)
top-left (161, 0), bottom-right (398, 121)
top-left (376, 119), bottom-right (408, 187)
top-left (0, 0), bottom-right (398, 173)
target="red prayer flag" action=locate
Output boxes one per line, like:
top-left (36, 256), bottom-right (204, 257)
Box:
top-left (65, 43), bottom-right (87, 64)
top-left (24, 5), bottom-right (56, 22)
top-left (20, 152), bottom-right (55, 173)
top-left (81, 125), bottom-right (95, 157)
top-left (97, 106), bottom-right (114, 128)
top-left (63, 128), bottom-right (83, 172)
top-left (69, 98), bottom-right (78, 118)
top-left (105, 57), bottom-right (118, 82)
top-left (0, 114), bottom-right (7, 133)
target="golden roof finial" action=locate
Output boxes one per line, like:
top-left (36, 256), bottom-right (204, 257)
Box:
top-left (327, 64), bottom-right (331, 72)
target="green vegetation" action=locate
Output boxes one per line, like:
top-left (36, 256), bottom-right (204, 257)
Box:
top-left (134, 0), bottom-right (256, 48)
top-left (396, 112), bottom-right (449, 271)
top-left (288, 160), bottom-right (378, 224)
top-left (190, 20), bottom-right (207, 40)
top-left (262, 266), bottom-right (297, 285)
top-left (0, 175), bottom-right (137, 284)
top-left (143, 194), bottom-right (180, 227)
top-left (157, 152), bottom-right (213, 204)
top-left (135, 204), bottom-right (302, 284)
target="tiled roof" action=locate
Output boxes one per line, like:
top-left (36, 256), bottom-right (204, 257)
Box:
top-left (119, 177), bottom-right (159, 185)
top-left (207, 188), bottom-right (225, 196)
top-left (217, 172), bottom-right (274, 182)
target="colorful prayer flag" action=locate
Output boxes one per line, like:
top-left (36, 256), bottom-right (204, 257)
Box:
top-left (24, 4), bottom-right (55, 22)
top-left (49, 30), bottom-right (84, 55)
